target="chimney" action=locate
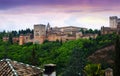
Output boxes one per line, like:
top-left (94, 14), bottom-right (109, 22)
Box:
top-left (43, 64), bottom-right (56, 76)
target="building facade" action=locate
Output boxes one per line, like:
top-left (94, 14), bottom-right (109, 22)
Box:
top-left (110, 16), bottom-right (118, 28)
top-left (101, 16), bottom-right (120, 35)
top-left (33, 24), bottom-right (89, 44)
top-left (33, 23), bottom-right (97, 44)
top-left (19, 34), bottom-right (33, 45)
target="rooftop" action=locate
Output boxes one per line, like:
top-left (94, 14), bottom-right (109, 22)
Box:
top-left (0, 59), bottom-right (42, 76)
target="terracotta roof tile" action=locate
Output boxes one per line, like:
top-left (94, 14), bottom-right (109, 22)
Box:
top-left (0, 59), bottom-right (42, 76)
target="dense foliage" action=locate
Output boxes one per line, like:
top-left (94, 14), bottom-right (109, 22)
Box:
top-left (114, 35), bottom-right (120, 76)
top-left (0, 28), bottom-right (33, 38)
top-left (84, 64), bottom-right (104, 76)
top-left (0, 33), bottom-right (116, 76)
top-left (80, 29), bottom-right (101, 35)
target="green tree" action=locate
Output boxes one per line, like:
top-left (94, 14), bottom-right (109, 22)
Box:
top-left (62, 48), bottom-right (86, 76)
top-left (12, 31), bottom-right (18, 37)
top-left (80, 28), bottom-right (85, 34)
top-left (30, 44), bottom-right (39, 66)
top-left (84, 64), bottom-right (104, 76)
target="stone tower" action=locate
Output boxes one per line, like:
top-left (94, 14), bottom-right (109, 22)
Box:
top-left (34, 24), bottom-right (46, 44)
top-left (110, 16), bottom-right (118, 28)
top-left (19, 35), bottom-right (24, 45)
top-left (46, 23), bottom-right (51, 32)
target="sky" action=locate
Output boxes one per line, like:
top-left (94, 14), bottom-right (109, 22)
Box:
top-left (0, 0), bottom-right (120, 31)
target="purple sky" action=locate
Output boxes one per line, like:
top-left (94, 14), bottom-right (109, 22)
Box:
top-left (0, 0), bottom-right (120, 31)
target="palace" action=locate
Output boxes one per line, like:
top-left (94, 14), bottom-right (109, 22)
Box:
top-left (101, 16), bottom-right (120, 35)
top-left (3, 24), bottom-right (98, 45)
top-left (18, 23), bottom-right (97, 45)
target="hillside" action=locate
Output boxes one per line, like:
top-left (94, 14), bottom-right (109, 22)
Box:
top-left (88, 45), bottom-right (115, 68)
top-left (0, 33), bottom-right (116, 76)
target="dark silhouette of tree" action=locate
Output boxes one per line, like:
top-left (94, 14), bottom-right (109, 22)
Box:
top-left (30, 44), bottom-right (39, 66)
top-left (43, 39), bottom-right (49, 43)
top-left (4, 42), bottom-right (8, 59)
top-left (8, 33), bottom-right (13, 44)
top-left (11, 31), bottom-right (18, 37)
top-left (18, 28), bottom-right (33, 36)
top-left (114, 35), bottom-right (120, 76)
top-left (63, 48), bottom-right (86, 76)
top-left (83, 29), bottom-right (100, 34)
top-left (80, 28), bottom-right (85, 34)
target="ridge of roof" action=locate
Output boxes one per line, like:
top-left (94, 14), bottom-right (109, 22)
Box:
top-left (0, 59), bottom-right (42, 76)
top-left (5, 59), bottom-right (18, 76)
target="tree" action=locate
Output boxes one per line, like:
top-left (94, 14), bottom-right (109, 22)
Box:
top-left (4, 42), bottom-right (9, 59)
top-left (30, 44), bottom-right (39, 65)
top-left (8, 33), bottom-right (13, 44)
top-left (12, 31), bottom-right (18, 37)
top-left (85, 29), bottom-right (94, 34)
top-left (62, 48), bottom-right (86, 76)
top-left (84, 64), bottom-right (104, 76)
top-left (114, 35), bottom-right (120, 76)
top-left (80, 28), bottom-right (85, 34)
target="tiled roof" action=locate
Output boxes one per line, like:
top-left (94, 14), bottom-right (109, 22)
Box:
top-left (0, 59), bottom-right (42, 76)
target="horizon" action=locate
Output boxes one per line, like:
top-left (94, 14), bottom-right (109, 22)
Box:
top-left (0, 0), bottom-right (120, 31)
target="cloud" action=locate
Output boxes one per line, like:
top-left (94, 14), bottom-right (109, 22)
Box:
top-left (0, 0), bottom-right (120, 10)
top-left (0, 12), bottom-right (72, 31)
top-left (0, 0), bottom-right (120, 31)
